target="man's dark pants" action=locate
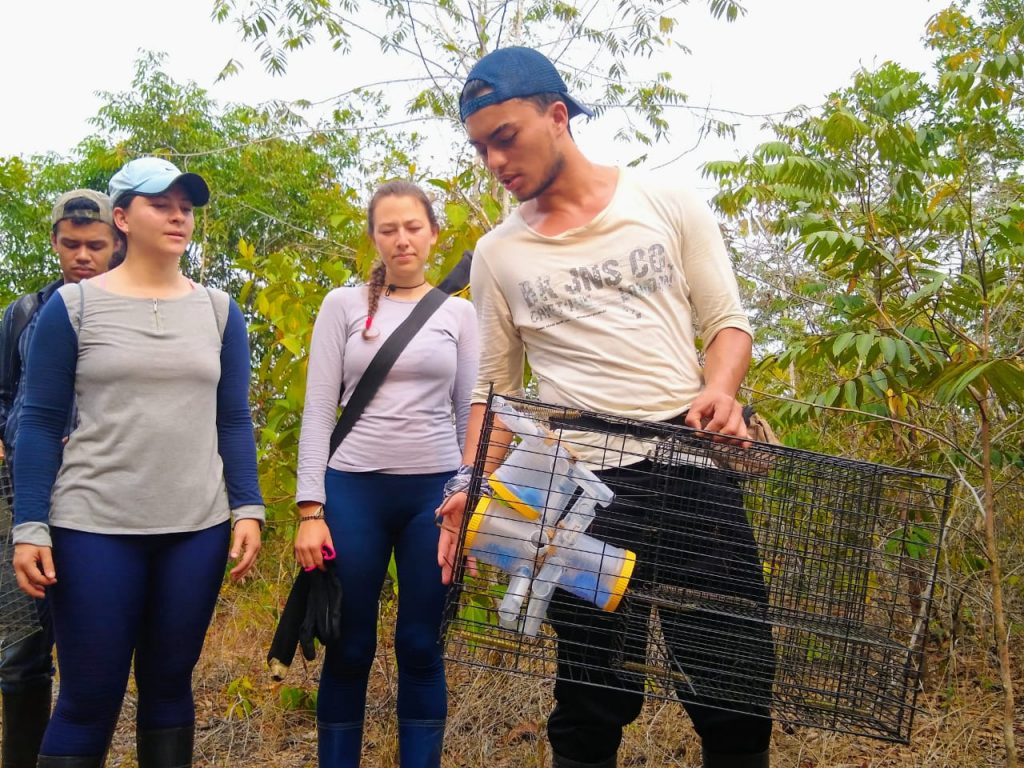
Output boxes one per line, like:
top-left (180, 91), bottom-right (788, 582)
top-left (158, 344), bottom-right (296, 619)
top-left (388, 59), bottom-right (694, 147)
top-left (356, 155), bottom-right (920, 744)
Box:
top-left (1, 459), bottom-right (55, 768)
top-left (0, 600), bottom-right (53, 694)
top-left (547, 460), bottom-right (775, 763)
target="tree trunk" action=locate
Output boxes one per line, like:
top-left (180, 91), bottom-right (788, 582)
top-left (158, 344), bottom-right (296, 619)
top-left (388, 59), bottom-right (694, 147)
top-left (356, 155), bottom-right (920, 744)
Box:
top-left (980, 400), bottom-right (1018, 768)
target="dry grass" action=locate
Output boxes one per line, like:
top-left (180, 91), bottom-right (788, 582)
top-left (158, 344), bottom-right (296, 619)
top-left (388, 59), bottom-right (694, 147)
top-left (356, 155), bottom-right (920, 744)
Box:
top-left (59, 537), bottom-right (1024, 767)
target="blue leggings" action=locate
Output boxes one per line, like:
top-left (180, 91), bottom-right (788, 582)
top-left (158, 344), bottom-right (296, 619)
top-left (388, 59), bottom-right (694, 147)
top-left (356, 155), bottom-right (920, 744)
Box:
top-left (42, 522), bottom-right (230, 756)
top-left (318, 470), bottom-right (449, 727)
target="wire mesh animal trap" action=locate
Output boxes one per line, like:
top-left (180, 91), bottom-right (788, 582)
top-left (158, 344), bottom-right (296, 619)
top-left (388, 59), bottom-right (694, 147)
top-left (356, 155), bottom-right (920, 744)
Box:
top-left (442, 395), bottom-right (950, 743)
top-left (0, 461), bottom-right (41, 653)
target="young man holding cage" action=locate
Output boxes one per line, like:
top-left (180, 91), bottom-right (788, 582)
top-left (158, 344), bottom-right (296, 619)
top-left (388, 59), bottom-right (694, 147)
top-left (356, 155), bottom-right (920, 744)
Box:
top-left (436, 47), bottom-right (774, 768)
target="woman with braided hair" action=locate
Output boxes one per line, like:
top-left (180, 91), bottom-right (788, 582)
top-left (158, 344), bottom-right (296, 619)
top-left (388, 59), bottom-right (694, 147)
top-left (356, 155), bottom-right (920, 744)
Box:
top-left (294, 180), bottom-right (478, 767)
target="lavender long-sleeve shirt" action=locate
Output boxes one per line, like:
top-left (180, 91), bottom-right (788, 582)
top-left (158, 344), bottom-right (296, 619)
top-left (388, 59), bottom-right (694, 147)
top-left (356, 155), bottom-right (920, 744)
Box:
top-left (296, 287), bottom-right (479, 504)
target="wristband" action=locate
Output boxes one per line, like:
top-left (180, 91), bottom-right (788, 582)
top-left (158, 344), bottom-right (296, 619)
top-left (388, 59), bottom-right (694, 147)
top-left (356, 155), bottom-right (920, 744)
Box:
top-left (436, 464), bottom-right (492, 529)
top-left (298, 505), bottom-right (326, 523)
top-left (442, 464), bottom-right (474, 499)
top-left (442, 464), bottom-right (493, 500)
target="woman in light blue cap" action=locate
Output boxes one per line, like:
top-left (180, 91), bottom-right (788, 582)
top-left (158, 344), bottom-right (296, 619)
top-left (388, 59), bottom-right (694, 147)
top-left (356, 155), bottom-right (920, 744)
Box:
top-left (12, 157), bottom-right (264, 767)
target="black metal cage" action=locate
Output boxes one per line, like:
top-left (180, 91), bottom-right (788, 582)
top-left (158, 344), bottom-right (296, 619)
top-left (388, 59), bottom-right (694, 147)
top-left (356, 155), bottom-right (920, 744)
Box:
top-left (442, 395), bottom-right (950, 743)
top-left (0, 461), bottom-right (41, 654)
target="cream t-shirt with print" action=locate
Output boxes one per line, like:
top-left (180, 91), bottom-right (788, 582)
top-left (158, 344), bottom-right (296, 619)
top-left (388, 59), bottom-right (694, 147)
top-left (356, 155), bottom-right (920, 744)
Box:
top-left (470, 168), bottom-right (752, 466)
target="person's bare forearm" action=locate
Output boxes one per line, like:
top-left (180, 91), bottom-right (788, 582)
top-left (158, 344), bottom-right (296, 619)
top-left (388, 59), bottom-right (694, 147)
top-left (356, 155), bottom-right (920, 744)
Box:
top-left (462, 402), bottom-right (514, 474)
top-left (438, 400), bottom-right (515, 583)
top-left (702, 328), bottom-right (752, 397)
top-left (685, 328), bottom-right (752, 437)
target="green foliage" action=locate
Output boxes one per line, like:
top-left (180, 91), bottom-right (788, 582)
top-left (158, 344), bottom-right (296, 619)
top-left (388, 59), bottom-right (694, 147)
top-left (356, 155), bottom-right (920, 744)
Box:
top-left (213, 0), bottom-right (746, 159)
top-left (708, 11), bottom-right (1024, 749)
top-left (237, 236), bottom-right (350, 520)
top-left (278, 684), bottom-right (317, 711)
top-left (0, 155), bottom-right (110, 304)
top-left (78, 53), bottom-right (418, 295)
top-left (225, 675), bottom-right (257, 719)
top-left (709, 9), bottom-right (1024, 456)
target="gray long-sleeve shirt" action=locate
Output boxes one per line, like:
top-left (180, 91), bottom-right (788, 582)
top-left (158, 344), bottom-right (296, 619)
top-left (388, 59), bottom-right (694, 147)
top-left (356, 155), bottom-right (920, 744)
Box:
top-left (296, 287), bottom-right (479, 505)
top-left (13, 281), bottom-right (264, 546)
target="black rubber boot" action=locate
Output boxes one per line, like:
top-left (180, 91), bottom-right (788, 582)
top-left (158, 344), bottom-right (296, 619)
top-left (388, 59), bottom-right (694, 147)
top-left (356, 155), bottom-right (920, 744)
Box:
top-left (137, 726), bottom-right (194, 768)
top-left (701, 747), bottom-right (769, 768)
top-left (36, 756), bottom-right (105, 767)
top-left (1, 681), bottom-right (51, 768)
top-left (551, 753), bottom-right (617, 768)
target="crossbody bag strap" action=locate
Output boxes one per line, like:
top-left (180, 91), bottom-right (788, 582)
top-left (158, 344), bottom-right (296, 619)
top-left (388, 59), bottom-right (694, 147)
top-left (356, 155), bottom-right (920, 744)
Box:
top-left (329, 287), bottom-right (448, 456)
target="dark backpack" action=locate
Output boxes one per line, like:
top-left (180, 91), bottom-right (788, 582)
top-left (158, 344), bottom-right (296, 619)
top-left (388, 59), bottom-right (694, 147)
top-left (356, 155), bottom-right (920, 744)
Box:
top-left (0, 291), bottom-right (42, 442)
top-left (436, 250), bottom-right (473, 295)
top-left (7, 292), bottom-right (40, 349)
top-left (3, 291), bottom-right (42, 394)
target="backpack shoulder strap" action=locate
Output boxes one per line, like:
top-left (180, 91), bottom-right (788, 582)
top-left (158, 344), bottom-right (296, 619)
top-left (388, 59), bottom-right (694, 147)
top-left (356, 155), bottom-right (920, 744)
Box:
top-left (205, 287), bottom-right (231, 341)
top-left (76, 282), bottom-right (85, 332)
top-left (51, 281), bottom-right (87, 337)
top-left (8, 293), bottom-right (40, 344)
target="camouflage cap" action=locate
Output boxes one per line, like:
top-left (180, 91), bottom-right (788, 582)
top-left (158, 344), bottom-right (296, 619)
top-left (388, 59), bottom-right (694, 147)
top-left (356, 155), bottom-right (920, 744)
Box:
top-left (51, 189), bottom-right (114, 227)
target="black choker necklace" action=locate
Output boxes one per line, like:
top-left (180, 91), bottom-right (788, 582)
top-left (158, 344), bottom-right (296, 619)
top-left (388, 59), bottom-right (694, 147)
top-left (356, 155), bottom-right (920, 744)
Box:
top-left (385, 280), bottom-right (426, 296)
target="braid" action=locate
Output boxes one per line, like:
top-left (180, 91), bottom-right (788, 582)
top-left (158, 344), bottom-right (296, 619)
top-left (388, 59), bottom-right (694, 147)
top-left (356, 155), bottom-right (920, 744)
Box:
top-left (363, 261), bottom-right (388, 340)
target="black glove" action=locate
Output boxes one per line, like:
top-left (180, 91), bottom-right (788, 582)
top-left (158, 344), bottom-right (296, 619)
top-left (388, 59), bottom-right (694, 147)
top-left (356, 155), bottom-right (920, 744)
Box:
top-left (299, 560), bottom-right (344, 660)
top-left (268, 569), bottom-right (310, 679)
top-left (267, 561), bottom-right (344, 679)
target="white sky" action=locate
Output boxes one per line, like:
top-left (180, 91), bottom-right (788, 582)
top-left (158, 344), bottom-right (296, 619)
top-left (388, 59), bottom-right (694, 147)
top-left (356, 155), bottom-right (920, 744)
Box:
top-left (0, 0), bottom-right (941, 192)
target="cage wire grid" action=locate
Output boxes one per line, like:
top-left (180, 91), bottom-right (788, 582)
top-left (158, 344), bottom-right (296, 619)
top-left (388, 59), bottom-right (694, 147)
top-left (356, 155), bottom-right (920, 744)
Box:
top-left (441, 395), bottom-right (950, 743)
top-left (0, 460), bottom-right (41, 653)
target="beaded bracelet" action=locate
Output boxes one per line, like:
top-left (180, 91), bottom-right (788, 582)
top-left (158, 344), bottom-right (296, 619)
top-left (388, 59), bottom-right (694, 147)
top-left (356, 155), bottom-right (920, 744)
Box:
top-left (298, 506), bottom-right (326, 523)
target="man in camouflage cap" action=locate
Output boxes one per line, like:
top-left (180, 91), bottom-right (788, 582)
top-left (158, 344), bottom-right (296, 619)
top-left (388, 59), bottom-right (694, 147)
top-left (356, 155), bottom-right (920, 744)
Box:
top-left (0, 189), bottom-right (119, 768)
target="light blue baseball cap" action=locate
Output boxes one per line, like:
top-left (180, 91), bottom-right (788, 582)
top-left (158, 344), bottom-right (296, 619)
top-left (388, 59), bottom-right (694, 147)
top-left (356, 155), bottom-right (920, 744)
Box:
top-left (108, 156), bottom-right (210, 208)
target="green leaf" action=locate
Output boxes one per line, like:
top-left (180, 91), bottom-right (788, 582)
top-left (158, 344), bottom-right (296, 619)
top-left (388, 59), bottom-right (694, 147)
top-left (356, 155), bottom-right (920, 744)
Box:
top-left (824, 384), bottom-right (841, 407)
top-left (444, 201), bottom-right (469, 229)
top-left (934, 361), bottom-right (990, 402)
top-left (895, 339), bottom-right (911, 369)
top-left (843, 379), bottom-right (859, 408)
top-left (278, 686), bottom-right (313, 711)
top-left (280, 335), bottom-right (302, 356)
top-left (832, 332), bottom-right (856, 357)
top-left (869, 369), bottom-right (889, 395)
top-left (878, 336), bottom-right (897, 365)
top-left (755, 141), bottom-right (793, 161)
top-left (855, 333), bottom-right (875, 362)
top-left (906, 273), bottom-right (946, 305)
top-left (982, 359), bottom-right (1024, 405)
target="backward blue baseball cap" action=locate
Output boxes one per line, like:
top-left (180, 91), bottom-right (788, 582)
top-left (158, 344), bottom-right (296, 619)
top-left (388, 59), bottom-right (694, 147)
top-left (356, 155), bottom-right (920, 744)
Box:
top-left (459, 46), bottom-right (595, 122)
top-left (108, 157), bottom-right (210, 208)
